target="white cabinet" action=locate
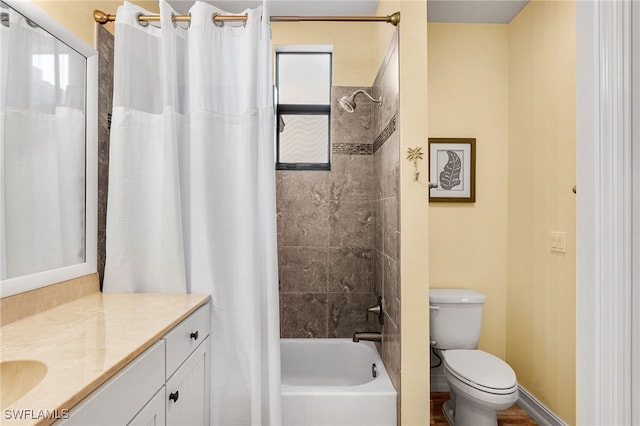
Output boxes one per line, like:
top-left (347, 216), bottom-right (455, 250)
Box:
top-left (164, 303), bottom-right (210, 426)
top-left (56, 303), bottom-right (210, 426)
top-left (128, 387), bottom-right (166, 426)
top-left (166, 340), bottom-right (209, 426)
top-left (56, 340), bottom-right (165, 426)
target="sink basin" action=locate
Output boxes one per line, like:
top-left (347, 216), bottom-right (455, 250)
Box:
top-left (1, 360), bottom-right (47, 409)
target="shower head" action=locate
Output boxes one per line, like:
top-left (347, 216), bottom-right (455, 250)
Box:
top-left (338, 96), bottom-right (357, 113)
top-left (338, 90), bottom-right (382, 113)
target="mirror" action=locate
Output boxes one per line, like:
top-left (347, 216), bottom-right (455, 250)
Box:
top-left (1, 0), bottom-right (97, 297)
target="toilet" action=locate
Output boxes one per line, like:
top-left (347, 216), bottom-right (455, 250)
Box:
top-left (429, 289), bottom-right (519, 426)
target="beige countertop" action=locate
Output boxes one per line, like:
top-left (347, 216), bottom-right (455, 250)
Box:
top-left (0, 292), bottom-right (210, 425)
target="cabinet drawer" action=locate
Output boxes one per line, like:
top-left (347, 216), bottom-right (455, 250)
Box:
top-left (56, 340), bottom-right (165, 426)
top-left (164, 303), bottom-right (210, 379)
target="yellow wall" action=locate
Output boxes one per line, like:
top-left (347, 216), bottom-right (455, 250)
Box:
top-left (376, 1), bottom-right (430, 425)
top-left (428, 2), bottom-right (576, 424)
top-left (507, 1), bottom-right (576, 423)
top-left (427, 23), bottom-right (510, 359)
top-left (271, 22), bottom-right (379, 87)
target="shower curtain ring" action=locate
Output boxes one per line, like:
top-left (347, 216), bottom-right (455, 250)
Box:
top-left (136, 12), bottom-right (149, 27)
top-left (212, 13), bottom-right (224, 27)
top-left (212, 12), bottom-right (248, 27)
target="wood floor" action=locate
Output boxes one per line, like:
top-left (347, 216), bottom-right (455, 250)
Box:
top-left (430, 392), bottom-right (538, 426)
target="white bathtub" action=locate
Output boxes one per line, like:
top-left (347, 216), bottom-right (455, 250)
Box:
top-left (280, 338), bottom-right (397, 426)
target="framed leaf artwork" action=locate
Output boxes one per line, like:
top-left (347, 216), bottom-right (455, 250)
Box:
top-left (428, 138), bottom-right (476, 202)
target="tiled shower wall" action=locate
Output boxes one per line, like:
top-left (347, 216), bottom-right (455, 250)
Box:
top-left (373, 30), bottom-right (401, 404)
top-left (97, 25), bottom-right (114, 287)
top-left (276, 32), bottom-right (401, 401)
top-left (277, 86), bottom-right (381, 338)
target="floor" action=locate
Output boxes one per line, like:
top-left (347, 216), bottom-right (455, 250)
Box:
top-left (430, 392), bottom-right (538, 426)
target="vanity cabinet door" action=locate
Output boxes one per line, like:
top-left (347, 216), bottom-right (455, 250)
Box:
top-left (128, 386), bottom-right (166, 426)
top-left (166, 337), bottom-right (210, 426)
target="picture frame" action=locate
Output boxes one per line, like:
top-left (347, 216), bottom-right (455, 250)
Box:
top-left (428, 138), bottom-right (476, 202)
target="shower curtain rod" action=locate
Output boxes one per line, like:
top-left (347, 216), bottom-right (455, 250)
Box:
top-left (93, 9), bottom-right (401, 26)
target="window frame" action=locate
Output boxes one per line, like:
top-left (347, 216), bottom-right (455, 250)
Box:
top-left (275, 51), bottom-right (332, 171)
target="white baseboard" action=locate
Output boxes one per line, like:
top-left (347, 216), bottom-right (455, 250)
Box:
top-left (517, 386), bottom-right (568, 426)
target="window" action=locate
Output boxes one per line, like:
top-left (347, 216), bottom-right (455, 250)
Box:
top-left (275, 49), bottom-right (332, 170)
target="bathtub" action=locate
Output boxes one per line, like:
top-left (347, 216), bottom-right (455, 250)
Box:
top-left (281, 338), bottom-right (397, 426)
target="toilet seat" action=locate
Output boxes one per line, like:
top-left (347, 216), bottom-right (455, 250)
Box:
top-left (444, 350), bottom-right (518, 395)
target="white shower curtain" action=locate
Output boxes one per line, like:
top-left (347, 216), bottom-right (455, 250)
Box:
top-left (103, 1), bottom-right (281, 424)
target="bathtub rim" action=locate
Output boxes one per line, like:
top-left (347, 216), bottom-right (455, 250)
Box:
top-left (280, 338), bottom-right (397, 396)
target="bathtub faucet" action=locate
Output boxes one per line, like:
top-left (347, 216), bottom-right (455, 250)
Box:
top-left (352, 332), bottom-right (382, 343)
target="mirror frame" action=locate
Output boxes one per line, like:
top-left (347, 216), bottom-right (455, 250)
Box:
top-left (1, 0), bottom-right (97, 297)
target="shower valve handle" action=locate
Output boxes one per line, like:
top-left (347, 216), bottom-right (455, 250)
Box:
top-left (366, 296), bottom-right (384, 325)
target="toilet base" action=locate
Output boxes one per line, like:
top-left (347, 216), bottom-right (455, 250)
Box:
top-left (450, 391), bottom-right (499, 426)
top-left (441, 394), bottom-right (501, 426)
top-left (442, 400), bottom-right (455, 426)
top-left (442, 388), bottom-right (518, 426)
top-left (442, 362), bottom-right (519, 426)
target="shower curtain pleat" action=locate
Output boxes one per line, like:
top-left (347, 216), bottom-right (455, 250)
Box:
top-left (103, 1), bottom-right (282, 424)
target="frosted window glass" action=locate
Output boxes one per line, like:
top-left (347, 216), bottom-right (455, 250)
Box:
top-left (278, 54), bottom-right (330, 105)
top-left (279, 115), bottom-right (329, 163)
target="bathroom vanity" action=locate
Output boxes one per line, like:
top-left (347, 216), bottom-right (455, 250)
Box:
top-left (0, 287), bottom-right (211, 426)
top-left (57, 302), bottom-right (210, 426)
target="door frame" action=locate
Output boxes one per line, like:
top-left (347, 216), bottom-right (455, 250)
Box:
top-left (576, 0), bottom-right (639, 424)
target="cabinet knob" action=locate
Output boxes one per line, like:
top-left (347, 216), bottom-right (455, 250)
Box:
top-left (169, 390), bottom-right (179, 403)
top-left (190, 331), bottom-right (199, 341)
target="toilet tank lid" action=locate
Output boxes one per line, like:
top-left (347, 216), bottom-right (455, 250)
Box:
top-left (429, 289), bottom-right (485, 304)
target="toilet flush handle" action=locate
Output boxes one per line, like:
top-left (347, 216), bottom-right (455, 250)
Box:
top-left (429, 305), bottom-right (440, 311)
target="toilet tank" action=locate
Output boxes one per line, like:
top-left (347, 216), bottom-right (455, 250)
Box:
top-left (429, 289), bottom-right (485, 350)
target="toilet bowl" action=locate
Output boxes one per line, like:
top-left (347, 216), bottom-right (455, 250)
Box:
top-left (429, 289), bottom-right (519, 426)
top-left (441, 349), bottom-right (519, 426)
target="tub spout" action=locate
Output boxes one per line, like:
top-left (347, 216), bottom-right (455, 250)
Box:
top-left (352, 332), bottom-right (382, 343)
